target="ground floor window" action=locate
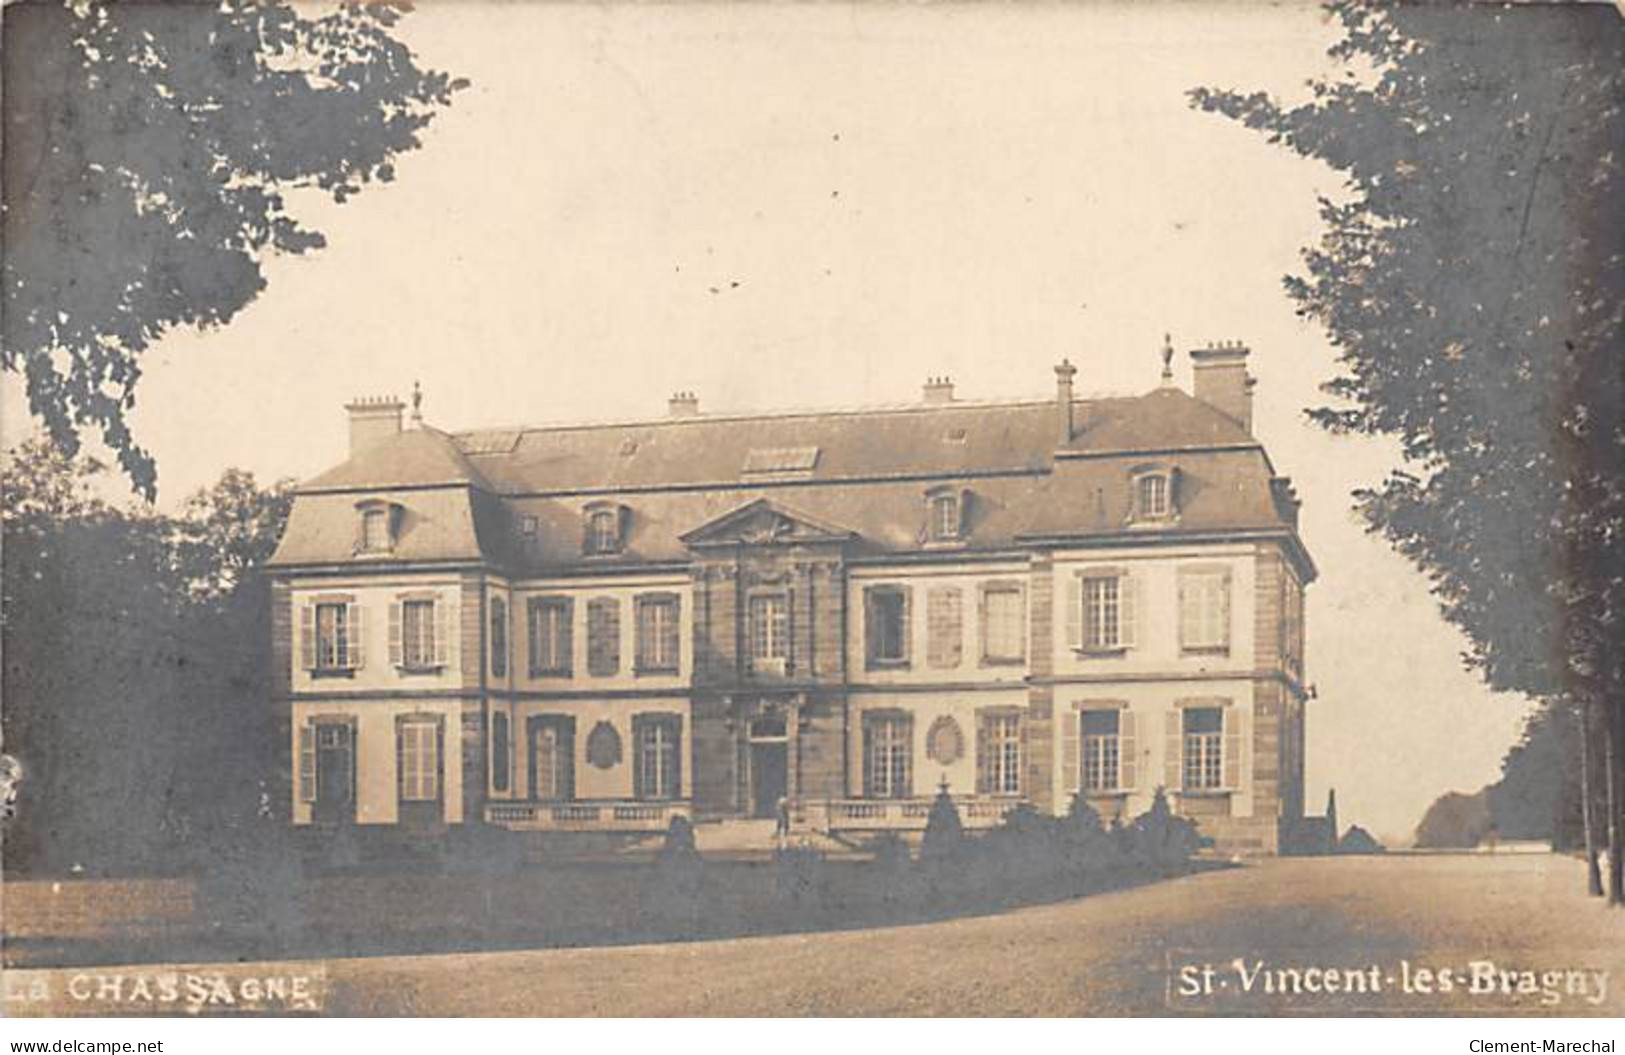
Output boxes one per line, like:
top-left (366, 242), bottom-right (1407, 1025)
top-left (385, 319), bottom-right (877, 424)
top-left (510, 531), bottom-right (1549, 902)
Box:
top-left (1081, 709), bottom-right (1120, 791)
top-left (530, 716), bottom-right (576, 801)
top-left (1183, 707), bottom-right (1224, 790)
top-left (634, 714), bottom-right (682, 800)
top-left (863, 713), bottom-right (913, 798)
top-left (491, 711), bottom-right (511, 793)
top-left (397, 718), bottom-right (442, 802)
top-left (979, 712), bottom-right (1022, 795)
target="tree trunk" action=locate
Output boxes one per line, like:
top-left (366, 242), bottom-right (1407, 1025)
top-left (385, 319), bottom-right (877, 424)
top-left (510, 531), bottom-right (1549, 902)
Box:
top-left (1609, 702), bottom-right (1624, 907)
top-left (1578, 699), bottom-right (1603, 896)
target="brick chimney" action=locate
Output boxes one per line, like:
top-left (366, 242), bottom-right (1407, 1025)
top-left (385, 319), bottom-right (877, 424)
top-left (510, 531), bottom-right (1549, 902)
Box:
top-left (668, 391), bottom-right (700, 418)
top-left (1053, 359), bottom-right (1077, 445)
top-left (344, 395), bottom-right (405, 456)
top-left (922, 376), bottom-right (955, 405)
top-left (1190, 340), bottom-right (1254, 433)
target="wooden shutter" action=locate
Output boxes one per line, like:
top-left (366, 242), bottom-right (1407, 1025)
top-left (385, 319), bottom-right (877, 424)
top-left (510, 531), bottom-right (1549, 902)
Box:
top-left (899, 585), bottom-right (913, 664)
top-left (1120, 572), bottom-right (1139, 649)
top-left (1218, 569), bottom-right (1233, 649)
top-left (631, 714), bottom-right (647, 799)
top-left (669, 716), bottom-right (683, 799)
top-left (785, 587), bottom-right (797, 674)
top-left (1223, 705), bottom-right (1242, 790)
top-left (561, 717), bottom-right (577, 800)
top-left (388, 599), bottom-right (403, 668)
top-left (974, 711), bottom-right (990, 794)
top-left (559, 598), bottom-right (575, 675)
top-left (297, 725), bottom-right (315, 803)
top-left (634, 596), bottom-right (649, 671)
top-left (664, 596), bottom-right (681, 673)
top-left (862, 587), bottom-right (878, 668)
top-left (1164, 709), bottom-right (1182, 791)
top-left (861, 715), bottom-right (875, 796)
top-left (347, 603), bottom-right (366, 669)
top-left (1119, 710), bottom-right (1138, 789)
top-left (1066, 573), bottom-right (1082, 651)
top-left (299, 604), bottom-right (316, 671)
top-left (526, 599), bottom-right (541, 676)
top-left (434, 596), bottom-right (451, 666)
top-left (1017, 712), bottom-right (1029, 795)
top-left (1177, 573), bottom-right (1192, 650)
top-left (616, 504), bottom-right (632, 549)
top-left (1061, 708), bottom-right (1080, 803)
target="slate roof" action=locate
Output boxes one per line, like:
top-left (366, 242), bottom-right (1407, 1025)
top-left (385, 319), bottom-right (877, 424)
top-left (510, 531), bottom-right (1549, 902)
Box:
top-left (270, 385), bottom-right (1311, 575)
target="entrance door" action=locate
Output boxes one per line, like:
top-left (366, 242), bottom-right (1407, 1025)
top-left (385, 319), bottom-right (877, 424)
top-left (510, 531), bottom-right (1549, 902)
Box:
top-left (750, 742), bottom-right (788, 818)
top-left (528, 715), bottom-right (576, 801)
top-left (312, 722), bottom-right (355, 825)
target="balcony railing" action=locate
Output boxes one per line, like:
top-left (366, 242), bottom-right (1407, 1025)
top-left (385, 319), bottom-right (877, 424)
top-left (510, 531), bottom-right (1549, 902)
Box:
top-left (818, 795), bottom-right (1023, 832)
top-left (485, 799), bottom-right (692, 832)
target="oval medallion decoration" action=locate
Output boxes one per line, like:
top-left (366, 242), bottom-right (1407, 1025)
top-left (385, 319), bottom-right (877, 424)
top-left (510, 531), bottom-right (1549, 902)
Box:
top-left (925, 715), bottom-right (965, 766)
top-left (585, 720), bottom-right (622, 770)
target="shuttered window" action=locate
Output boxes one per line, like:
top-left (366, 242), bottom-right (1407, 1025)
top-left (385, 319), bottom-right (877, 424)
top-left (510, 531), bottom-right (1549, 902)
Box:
top-left (587, 597), bottom-right (620, 677)
top-left (491, 711), bottom-right (511, 793)
top-left (1082, 709), bottom-right (1120, 791)
top-left (401, 600), bottom-right (436, 670)
top-left (1179, 568), bottom-right (1232, 653)
top-left (1069, 569), bottom-right (1138, 652)
top-left (980, 583), bottom-right (1025, 663)
top-left (926, 587), bottom-right (963, 669)
top-left (489, 596), bottom-right (508, 679)
top-left (1182, 707), bottom-right (1224, 790)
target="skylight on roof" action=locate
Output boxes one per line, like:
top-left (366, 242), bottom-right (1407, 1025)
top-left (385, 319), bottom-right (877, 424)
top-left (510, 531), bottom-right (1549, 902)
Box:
top-left (741, 446), bottom-right (820, 475)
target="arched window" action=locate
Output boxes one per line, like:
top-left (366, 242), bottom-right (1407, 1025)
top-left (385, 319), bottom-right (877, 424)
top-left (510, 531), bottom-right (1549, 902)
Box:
top-left (1129, 465), bottom-right (1178, 523)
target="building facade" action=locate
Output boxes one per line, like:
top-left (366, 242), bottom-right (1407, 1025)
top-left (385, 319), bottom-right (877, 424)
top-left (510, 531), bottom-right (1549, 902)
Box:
top-left (267, 342), bottom-right (1314, 854)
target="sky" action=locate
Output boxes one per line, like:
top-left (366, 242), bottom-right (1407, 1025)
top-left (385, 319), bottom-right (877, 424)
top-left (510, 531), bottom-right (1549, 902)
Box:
top-left (0, 1), bottom-right (1536, 844)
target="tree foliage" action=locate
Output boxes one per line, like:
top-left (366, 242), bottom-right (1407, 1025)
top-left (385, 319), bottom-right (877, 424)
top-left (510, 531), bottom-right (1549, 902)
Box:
top-left (3, 0), bottom-right (466, 498)
top-left (1190, 3), bottom-right (1623, 705)
top-left (1, 437), bottom-right (295, 876)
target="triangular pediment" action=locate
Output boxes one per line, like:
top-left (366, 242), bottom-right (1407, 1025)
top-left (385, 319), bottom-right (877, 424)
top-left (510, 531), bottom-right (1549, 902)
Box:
top-left (680, 498), bottom-right (858, 547)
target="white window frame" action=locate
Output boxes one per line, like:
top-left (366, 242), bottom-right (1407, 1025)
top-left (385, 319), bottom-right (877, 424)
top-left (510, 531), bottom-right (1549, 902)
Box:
top-left (398, 719), bottom-right (440, 802)
top-left (529, 597), bottom-right (571, 675)
top-left (749, 594), bottom-right (788, 662)
top-left (1081, 709), bottom-right (1121, 792)
top-left (865, 715), bottom-right (912, 799)
top-left (929, 493), bottom-right (961, 541)
top-left (637, 719), bottom-right (679, 801)
top-left (1083, 574), bottom-right (1123, 650)
top-left (586, 508), bottom-right (619, 555)
top-left (315, 602), bottom-right (351, 671)
top-left (637, 595), bottom-right (680, 672)
top-left (986, 713), bottom-right (1022, 795)
top-left (1183, 707), bottom-right (1224, 791)
top-left (401, 598), bottom-right (437, 670)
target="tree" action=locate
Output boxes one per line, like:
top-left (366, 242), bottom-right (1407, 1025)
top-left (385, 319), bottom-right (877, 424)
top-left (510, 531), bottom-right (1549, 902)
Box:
top-left (174, 468), bottom-right (295, 601)
top-left (1192, 1), bottom-right (1624, 901)
top-left (3, 0), bottom-right (466, 499)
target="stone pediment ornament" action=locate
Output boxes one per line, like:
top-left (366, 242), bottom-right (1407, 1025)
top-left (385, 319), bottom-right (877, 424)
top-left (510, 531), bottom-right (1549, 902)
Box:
top-left (679, 497), bottom-right (858, 549)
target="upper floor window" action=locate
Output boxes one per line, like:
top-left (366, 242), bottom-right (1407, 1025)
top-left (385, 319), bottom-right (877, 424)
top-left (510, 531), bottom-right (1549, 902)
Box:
top-left (1179, 567), bottom-right (1232, 654)
top-left (354, 500), bottom-right (400, 555)
top-left (864, 585), bottom-right (911, 668)
top-left (583, 502), bottom-right (628, 556)
top-left (303, 598), bottom-right (364, 674)
top-left (528, 596), bottom-right (573, 676)
top-left (980, 583), bottom-right (1025, 664)
top-left (635, 593), bottom-right (681, 674)
top-left (1070, 569), bottom-right (1137, 653)
top-left (387, 593), bottom-right (447, 672)
top-left (1130, 466), bottom-right (1177, 523)
top-left (863, 712), bottom-right (913, 799)
top-left (1182, 706), bottom-right (1224, 791)
top-left (748, 594), bottom-right (789, 667)
top-left (489, 595), bottom-right (509, 679)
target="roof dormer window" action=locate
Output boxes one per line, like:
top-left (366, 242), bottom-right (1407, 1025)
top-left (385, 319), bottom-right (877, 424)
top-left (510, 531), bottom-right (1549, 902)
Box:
top-left (354, 499), bottom-right (401, 556)
top-left (1130, 465), bottom-right (1178, 524)
top-left (924, 485), bottom-right (969, 544)
top-left (583, 501), bottom-right (629, 556)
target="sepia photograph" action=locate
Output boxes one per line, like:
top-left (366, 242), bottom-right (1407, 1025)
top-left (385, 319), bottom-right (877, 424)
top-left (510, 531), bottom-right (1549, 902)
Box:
top-left (1, 0), bottom-right (1622, 1035)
